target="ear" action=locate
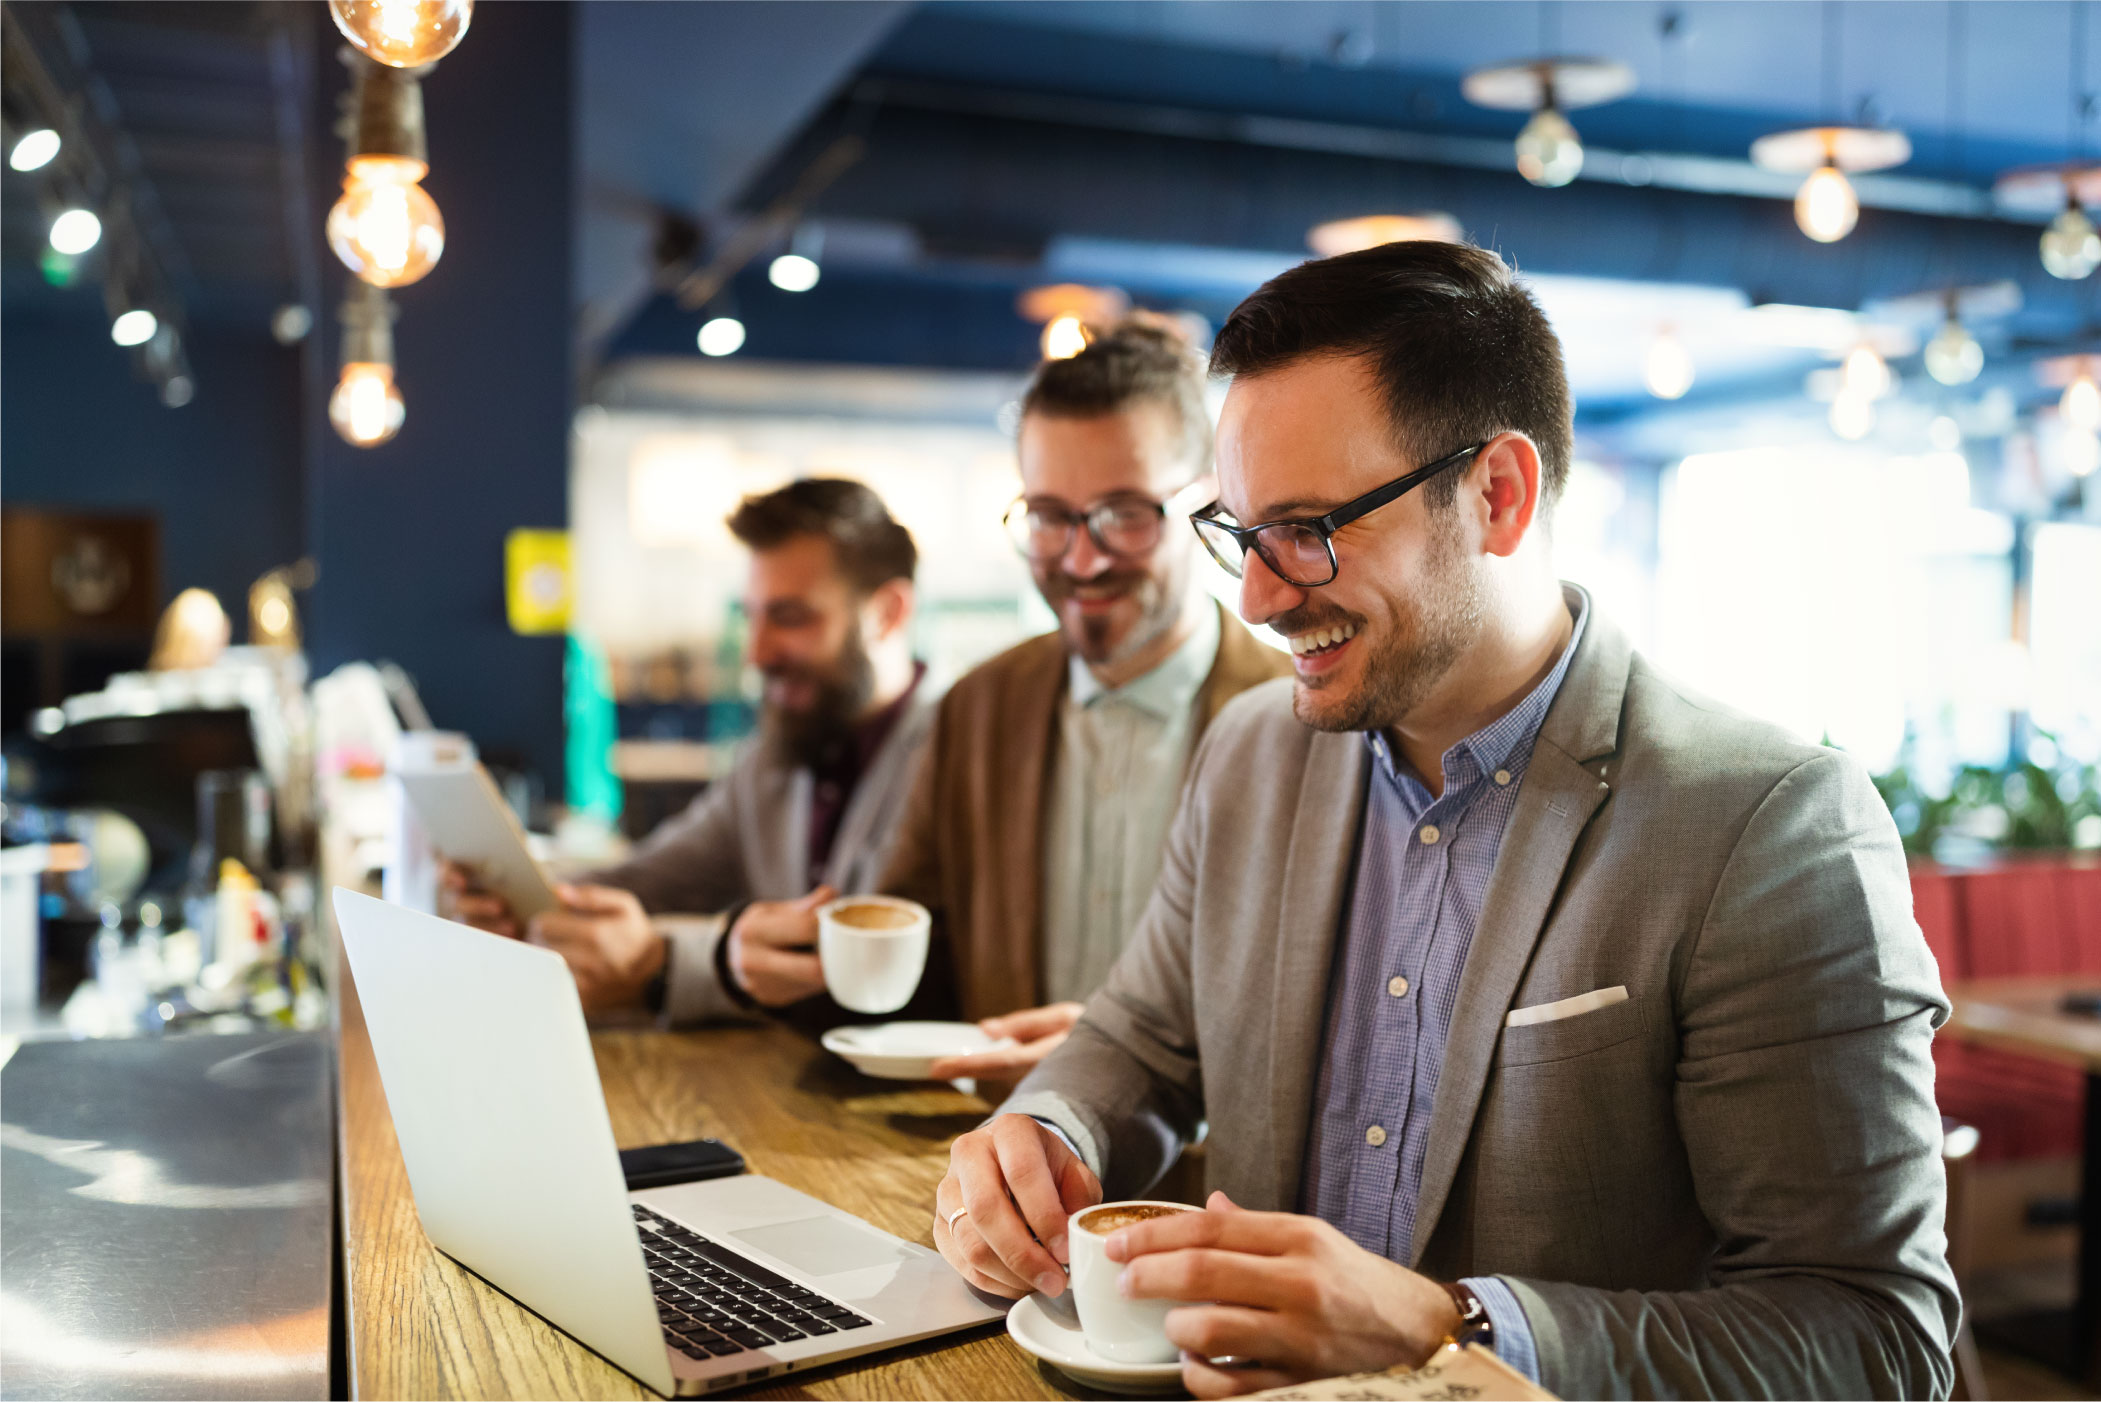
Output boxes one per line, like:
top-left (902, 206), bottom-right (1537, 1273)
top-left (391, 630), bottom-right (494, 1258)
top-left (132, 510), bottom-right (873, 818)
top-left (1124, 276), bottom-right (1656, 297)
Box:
top-left (862, 577), bottom-right (914, 641)
top-left (1472, 433), bottom-right (1543, 559)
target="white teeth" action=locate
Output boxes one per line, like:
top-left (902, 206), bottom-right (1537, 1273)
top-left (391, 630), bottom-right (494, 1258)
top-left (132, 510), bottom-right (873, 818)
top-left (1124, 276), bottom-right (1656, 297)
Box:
top-left (1287, 623), bottom-right (1358, 656)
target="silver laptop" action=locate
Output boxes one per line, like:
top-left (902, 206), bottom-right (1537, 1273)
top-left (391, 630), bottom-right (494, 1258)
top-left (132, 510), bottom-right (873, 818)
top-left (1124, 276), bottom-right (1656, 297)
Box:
top-left (333, 888), bottom-right (1003, 1396)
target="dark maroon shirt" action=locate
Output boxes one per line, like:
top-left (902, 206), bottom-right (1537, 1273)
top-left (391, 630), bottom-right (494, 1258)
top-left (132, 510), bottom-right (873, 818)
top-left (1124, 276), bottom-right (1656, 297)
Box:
top-left (805, 663), bottom-right (924, 885)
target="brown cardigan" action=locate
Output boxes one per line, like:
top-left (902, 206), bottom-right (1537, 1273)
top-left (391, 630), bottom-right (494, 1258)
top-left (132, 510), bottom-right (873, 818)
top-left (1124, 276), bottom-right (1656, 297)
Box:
top-left (878, 603), bottom-right (1292, 1022)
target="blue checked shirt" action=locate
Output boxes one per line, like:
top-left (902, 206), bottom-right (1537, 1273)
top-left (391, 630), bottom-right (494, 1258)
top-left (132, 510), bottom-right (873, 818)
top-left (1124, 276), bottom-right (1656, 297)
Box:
top-left (1299, 588), bottom-right (1588, 1382)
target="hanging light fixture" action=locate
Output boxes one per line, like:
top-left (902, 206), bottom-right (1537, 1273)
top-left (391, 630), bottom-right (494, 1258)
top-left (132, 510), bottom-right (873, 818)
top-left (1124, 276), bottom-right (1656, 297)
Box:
top-left (2062, 362), bottom-right (2101, 433)
top-left (697, 316), bottom-right (746, 357)
top-left (1751, 127), bottom-right (1909, 242)
top-left (8, 127), bottom-right (60, 172)
top-left (1922, 296), bottom-right (1984, 386)
top-left (330, 283), bottom-right (405, 448)
top-left (1306, 213), bottom-right (1462, 257)
top-left (1644, 326), bottom-right (1695, 400)
top-left (768, 223), bottom-right (823, 293)
top-left (2042, 189), bottom-right (2101, 279)
top-left (110, 308), bottom-right (158, 348)
top-left (328, 61), bottom-right (445, 288)
top-left (48, 207), bottom-right (100, 255)
top-left (1461, 56), bottom-right (1635, 189)
top-left (1829, 392), bottom-right (1877, 440)
top-left (1017, 284), bottom-right (1129, 362)
top-left (328, 0), bottom-right (472, 68)
top-left (1040, 316), bottom-right (1088, 360)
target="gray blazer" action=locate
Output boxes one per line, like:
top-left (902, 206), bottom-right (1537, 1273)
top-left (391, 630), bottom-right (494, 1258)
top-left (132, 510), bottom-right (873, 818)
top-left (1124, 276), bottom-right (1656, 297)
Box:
top-left (1005, 606), bottom-right (1958, 1400)
top-left (590, 687), bottom-right (940, 1024)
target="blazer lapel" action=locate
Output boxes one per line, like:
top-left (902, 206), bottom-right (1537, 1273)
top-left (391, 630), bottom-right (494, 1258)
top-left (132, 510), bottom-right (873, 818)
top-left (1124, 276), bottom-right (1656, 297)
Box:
top-left (1265, 729), bottom-right (1369, 1211)
top-left (992, 638), bottom-right (1068, 1013)
top-left (1408, 599), bottom-right (1631, 1263)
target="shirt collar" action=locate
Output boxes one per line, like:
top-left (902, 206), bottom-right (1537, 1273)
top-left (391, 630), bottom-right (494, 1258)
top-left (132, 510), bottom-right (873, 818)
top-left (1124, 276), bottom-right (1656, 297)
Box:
top-left (1067, 598), bottom-right (1221, 721)
top-left (1366, 582), bottom-right (1591, 792)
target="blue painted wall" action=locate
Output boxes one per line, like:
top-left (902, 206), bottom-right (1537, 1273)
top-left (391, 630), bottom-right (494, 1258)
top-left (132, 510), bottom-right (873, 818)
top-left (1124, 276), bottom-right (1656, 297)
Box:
top-left (0, 308), bottom-right (305, 619)
top-left (303, 1), bottom-right (574, 789)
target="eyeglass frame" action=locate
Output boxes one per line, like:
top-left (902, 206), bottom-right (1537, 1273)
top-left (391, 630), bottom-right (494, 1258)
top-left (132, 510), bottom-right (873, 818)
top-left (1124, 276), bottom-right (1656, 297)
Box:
top-left (1188, 441), bottom-right (1487, 588)
top-left (1002, 476), bottom-right (1216, 562)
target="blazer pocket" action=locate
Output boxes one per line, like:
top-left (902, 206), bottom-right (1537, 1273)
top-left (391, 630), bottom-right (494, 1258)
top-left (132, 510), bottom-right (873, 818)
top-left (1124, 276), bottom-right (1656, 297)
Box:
top-left (1495, 991), bottom-right (1644, 1067)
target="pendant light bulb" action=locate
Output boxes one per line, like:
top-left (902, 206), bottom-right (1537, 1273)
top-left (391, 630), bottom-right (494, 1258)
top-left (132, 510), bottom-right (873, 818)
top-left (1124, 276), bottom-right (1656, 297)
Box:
top-left (1795, 160), bottom-right (1860, 242)
top-left (1515, 105), bottom-right (1584, 188)
top-left (329, 362), bottom-right (406, 447)
top-left (1041, 314), bottom-right (1089, 360)
top-left (1644, 327), bottom-right (1695, 400)
top-left (767, 253), bottom-right (820, 293)
top-left (328, 0), bottom-right (472, 67)
top-left (1840, 342), bottom-right (1892, 400)
top-left (111, 309), bottom-right (158, 348)
top-left (697, 316), bottom-right (746, 357)
top-left (9, 128), bottom-right (60, 172)
top-left (2061, 369), bottom-right (2101, 433)
top-left (328, 163), bottom-right (445, 288)
top-left (49, 207), bottom-right (101, 256)
top-left (2041, 197), bottom-right (2101, 280)
top-left (1923, 315), bottom-right (1984, 386)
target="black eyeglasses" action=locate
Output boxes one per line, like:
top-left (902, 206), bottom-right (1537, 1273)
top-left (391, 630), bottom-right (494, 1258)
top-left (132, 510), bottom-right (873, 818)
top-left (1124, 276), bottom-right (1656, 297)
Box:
top-left (1003, 479), bottom-right (1212, 562)
top-left (1189, 442), bottom-right (1486, 588)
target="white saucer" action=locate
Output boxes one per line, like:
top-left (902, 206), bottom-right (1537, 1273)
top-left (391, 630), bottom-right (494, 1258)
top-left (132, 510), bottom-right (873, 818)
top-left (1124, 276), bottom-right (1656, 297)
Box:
top-left (1006, 1292), bottom-right (1185, 1394)
top-left (820, 1021), bottom-right (1014, 1080)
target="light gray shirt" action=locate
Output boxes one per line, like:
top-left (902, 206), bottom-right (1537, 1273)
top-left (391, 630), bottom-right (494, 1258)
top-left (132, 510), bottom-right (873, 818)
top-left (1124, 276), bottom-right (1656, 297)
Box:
top-left (1040, 602), bottom-right (1221, 1005)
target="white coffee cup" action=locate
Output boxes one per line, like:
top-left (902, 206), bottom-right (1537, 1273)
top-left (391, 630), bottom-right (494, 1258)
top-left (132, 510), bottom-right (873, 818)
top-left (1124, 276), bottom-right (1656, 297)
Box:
top-left (1066, 1199), bottom-right (1197, 1364)
top-left (817, 895), bottom-right (930, 1014)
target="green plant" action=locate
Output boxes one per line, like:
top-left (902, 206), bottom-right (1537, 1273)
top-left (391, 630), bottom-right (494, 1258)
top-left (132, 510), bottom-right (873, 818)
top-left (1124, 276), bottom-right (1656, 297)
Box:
top-left (1869, 729), bottom-right (2101, 858)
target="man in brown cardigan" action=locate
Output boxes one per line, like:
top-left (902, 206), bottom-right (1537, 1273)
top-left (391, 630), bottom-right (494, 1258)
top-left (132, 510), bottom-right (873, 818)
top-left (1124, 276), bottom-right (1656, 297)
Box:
top-left (730, 320), bottom-right (1287, 1076)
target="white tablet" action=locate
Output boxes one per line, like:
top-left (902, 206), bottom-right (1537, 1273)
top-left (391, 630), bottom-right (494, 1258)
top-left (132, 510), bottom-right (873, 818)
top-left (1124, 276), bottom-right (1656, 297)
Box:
top-left (397, 764), bottom-right (561, 920)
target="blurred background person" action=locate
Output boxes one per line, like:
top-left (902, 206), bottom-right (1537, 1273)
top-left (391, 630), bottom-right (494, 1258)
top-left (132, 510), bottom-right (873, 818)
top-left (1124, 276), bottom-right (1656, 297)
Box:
top-left (444, 478), bottom-right (931, 1020)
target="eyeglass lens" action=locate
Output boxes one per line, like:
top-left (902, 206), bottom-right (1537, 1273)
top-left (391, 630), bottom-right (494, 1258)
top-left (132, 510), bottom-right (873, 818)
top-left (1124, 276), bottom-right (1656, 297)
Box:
top-left (1194, 518), bottom-right (1333, 586)
top-left (1015, 500), bottom-right (1163, 559)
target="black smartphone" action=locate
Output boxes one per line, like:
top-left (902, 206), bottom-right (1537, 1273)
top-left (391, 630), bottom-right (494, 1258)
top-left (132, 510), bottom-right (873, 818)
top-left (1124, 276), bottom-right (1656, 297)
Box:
top-left (619, 1138), bottom-right (746, 1190)
top-left (2061, 991), bottom-right (2101, 1019)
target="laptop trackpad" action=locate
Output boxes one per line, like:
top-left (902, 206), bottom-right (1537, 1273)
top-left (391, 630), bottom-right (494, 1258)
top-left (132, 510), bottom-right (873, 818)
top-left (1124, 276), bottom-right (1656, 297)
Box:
top-left (732, 1216), bottom-right (914, 1276)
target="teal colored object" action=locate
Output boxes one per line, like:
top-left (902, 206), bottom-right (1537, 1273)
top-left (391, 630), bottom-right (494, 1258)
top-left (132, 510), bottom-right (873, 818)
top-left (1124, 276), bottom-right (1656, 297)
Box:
top-left (565, 634), bottom-right (622, 821)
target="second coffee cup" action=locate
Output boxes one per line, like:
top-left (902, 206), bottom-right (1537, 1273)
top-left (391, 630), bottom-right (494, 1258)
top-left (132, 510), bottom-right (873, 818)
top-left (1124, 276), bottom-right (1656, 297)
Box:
top-left (817, 895), bottom-right (931, 1014)
top-left (1066, 1200), bottom-right (1197, 1364)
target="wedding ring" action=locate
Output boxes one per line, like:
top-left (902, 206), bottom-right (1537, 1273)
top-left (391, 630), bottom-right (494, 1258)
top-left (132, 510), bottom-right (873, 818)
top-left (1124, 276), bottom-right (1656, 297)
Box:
top-left (945, 1205), bottom-right (970, 1228)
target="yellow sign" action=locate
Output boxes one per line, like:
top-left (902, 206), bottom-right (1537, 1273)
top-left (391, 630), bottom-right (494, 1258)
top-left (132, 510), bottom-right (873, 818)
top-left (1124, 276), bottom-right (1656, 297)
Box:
top-left (504, 529), bottom-right (571, 635)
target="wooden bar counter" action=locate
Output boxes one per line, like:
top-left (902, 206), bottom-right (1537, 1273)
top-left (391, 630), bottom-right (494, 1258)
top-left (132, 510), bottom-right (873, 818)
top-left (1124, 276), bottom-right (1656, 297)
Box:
top-left (338, 966), bottom-right (1094, 1400)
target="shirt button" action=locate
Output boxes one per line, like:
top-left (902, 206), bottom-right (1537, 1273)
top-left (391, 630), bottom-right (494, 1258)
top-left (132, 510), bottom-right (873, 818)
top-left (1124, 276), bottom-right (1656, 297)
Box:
top-left (1365, 1125), bottom-right (1387, 1148)
top-left (1494, 769), bottom-right (1512, 787)
top-left (1388, 975), bottom-right (1410, 998)
top-left (1419, 824), bottom-right (1440, 845)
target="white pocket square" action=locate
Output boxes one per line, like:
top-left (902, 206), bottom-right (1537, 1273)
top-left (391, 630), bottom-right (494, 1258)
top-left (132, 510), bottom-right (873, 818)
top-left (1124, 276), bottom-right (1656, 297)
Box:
top-left (1505, 985), bottom-right (1629, 1028)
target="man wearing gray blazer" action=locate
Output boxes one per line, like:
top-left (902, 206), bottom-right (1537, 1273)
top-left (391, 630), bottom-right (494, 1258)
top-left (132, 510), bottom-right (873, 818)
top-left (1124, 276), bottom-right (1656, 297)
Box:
top-left (446, 478), bottom-right (936, 1023)
top-left (933, 244), bottom-right (1957, 1400)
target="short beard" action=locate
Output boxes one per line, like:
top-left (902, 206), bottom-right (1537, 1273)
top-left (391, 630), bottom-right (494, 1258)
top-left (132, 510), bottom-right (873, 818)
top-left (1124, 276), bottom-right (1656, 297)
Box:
top-left (1281, 512), bottom-right (1484, 735)
top-left (1034, 549), bottom-right (1192, 671)
top-left (762, 627), bottom-right (878, 770)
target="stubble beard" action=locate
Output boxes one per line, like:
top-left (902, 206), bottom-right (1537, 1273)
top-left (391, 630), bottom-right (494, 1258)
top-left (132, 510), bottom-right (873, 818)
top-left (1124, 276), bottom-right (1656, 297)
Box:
top-left (1038, 546), bottom-right (1194, 671)
top-left (1287, 516), bottom-right (1485, 735)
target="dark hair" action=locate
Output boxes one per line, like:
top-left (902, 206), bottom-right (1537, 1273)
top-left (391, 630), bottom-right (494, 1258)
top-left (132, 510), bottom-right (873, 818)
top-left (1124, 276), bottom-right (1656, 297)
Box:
top-left (725, 478), bottom-right (917, 592)
top-left (1209, 242), bottom-right (1571, 512)
top-left (1020, 313), bottom-right (1212, 472)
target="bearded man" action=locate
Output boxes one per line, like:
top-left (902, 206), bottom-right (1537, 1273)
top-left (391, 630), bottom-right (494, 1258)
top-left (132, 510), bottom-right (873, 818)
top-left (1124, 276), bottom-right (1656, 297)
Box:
top-left (443, 477), bottom-right (934, 1021)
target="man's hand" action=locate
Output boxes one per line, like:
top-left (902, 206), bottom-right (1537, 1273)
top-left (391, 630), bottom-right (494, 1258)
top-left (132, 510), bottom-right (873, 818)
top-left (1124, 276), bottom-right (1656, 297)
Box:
top-left (439, 860), bottom-right (520, 938)
top-left (933, 1112), bottom-right (1101, 1299)
top-left (724, 888), bottom-right (831, 1007)
top-left (927, 1001), bottom-right (1086, 1080)
top-left (527, 883), bottom-right (666, 1016)
top-left (1110, 1191), bottom-right (1461, 1399)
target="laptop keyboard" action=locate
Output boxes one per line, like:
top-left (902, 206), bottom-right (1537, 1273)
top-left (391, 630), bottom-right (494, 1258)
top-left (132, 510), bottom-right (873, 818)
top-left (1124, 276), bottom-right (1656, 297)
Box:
top-left (632, 1205), bottom-right (874, 1359)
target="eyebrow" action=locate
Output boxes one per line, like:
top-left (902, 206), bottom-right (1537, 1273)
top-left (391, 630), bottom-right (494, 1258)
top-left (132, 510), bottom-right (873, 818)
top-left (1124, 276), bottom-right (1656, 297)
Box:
top-left (1240, 496), bottom-right (1343, 521)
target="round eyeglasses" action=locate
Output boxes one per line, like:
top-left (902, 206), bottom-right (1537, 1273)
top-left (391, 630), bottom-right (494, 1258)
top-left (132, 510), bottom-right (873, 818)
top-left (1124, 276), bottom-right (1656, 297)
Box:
top-left (1190, 443), bottom-right (1485, 588)
top-left (1003, 479), bottom-right (1213, 562)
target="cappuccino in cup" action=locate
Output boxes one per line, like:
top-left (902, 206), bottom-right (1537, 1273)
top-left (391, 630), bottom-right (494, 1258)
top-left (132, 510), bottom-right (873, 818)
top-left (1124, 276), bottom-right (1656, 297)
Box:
top-left (817, 895), bottom-right (930, 1014)
top-left (1066, 1199), bottom-right (1197, 1364)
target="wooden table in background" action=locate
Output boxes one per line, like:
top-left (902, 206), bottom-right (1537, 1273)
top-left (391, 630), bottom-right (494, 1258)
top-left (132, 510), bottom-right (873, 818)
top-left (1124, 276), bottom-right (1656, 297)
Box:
top-left (1943, 975), bottom-right (2101, 1389)
top-left (337, 968), bottom-right (1093, 1401)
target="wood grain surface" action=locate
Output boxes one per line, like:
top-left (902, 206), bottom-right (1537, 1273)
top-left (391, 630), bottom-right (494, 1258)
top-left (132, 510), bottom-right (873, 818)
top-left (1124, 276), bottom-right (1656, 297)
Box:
top-left (338, 966), bottom-right (1122, 1400)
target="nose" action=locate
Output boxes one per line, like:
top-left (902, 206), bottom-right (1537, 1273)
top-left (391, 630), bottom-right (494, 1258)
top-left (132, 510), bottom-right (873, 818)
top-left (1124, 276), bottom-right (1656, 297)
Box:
top-left (747, 621), bottom-right (783, 670)
top-left (1237, 548), bottom-right (1304, 628)
top-left (1059, 522), bottom-right (1115, 580)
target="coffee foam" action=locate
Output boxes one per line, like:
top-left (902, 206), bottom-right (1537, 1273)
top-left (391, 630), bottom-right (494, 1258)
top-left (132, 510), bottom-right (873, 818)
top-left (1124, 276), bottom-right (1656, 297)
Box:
top-left (1078, 1203), bottom-right (1190, 1234)
top-left (829, 902), bottom-right (919, 930)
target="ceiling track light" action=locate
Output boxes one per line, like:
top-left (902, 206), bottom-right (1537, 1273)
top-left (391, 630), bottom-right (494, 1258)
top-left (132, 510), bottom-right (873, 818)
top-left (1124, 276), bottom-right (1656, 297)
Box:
top-left (331, 283), bottom-right (405, 447)
top-left (328, 57), bottom-right (445, 288)
top-left (329, 0), bottom-right (472, 68)
top-left (1461, 57), bottom-right (1635, 189)
top-left (1750, 126), bottom-right (1909, 243)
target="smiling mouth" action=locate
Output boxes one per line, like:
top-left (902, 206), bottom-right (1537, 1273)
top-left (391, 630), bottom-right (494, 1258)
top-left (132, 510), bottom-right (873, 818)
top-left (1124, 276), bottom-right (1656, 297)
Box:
top-left (1286, 622), bottom-right (1358, 657)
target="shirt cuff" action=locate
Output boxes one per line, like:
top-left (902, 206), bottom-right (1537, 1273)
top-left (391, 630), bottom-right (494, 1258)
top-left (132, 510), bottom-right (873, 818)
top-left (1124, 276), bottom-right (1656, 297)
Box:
top-left (655, 914), bottom-right (762, 1026)
top-left (1463, 1276), bottom-right (1539, 1382)
top-left (991, 1090), bottom-right (1103, 1179)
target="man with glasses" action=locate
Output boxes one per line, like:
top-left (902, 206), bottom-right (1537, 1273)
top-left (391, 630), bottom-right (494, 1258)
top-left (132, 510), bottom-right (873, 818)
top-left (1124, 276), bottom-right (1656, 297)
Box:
top-left (932, 244), bottom-right (1956, 1400)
